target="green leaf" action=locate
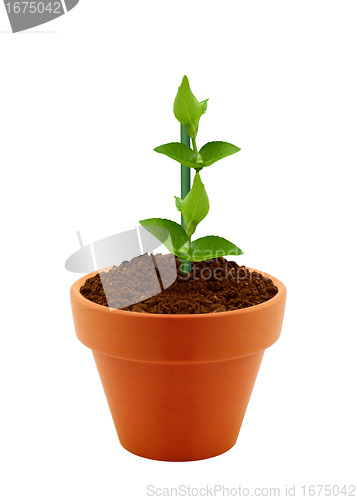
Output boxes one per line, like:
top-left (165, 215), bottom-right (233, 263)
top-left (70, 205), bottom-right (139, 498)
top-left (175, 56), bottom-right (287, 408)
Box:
top-left (200, 99), bottom-right (209, 114)
top-left (199, 141), bottom-right (241, 167)
top-left (187, 236), bottom-right (243, 262)
top-left (176, 241), bottom-right (190, 260)
top-left (173, 76), bottom-right (207, 139)
top-left (176, 172), bottom-right (209, 237)
top-left (139, 218), bottom-right (188, 255)
top-left (174, 196), bottom-right (183, 211)
top-left (154, 142), bottom-right (199, 169)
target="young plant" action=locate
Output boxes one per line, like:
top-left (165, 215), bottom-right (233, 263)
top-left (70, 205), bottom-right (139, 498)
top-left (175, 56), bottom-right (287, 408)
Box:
top-left (140, 76), bottom-right (243, 269)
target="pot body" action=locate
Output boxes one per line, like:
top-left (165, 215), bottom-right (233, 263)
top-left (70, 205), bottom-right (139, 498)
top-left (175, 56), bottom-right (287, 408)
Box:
top-left (70, 268), bottom-right (286, 461)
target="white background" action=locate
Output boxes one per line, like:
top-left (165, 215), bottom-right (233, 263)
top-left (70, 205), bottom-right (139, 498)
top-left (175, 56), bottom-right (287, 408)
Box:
top-left (1, 1), bottom-right (356, 499)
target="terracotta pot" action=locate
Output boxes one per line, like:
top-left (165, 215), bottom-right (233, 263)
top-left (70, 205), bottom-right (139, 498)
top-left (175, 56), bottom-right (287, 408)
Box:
top-left (70, 268), bottom-right (286, 461)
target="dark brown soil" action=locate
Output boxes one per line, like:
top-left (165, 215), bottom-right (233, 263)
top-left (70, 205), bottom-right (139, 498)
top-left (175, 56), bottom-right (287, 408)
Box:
top-left (80, 254), bottom-right (279, 314)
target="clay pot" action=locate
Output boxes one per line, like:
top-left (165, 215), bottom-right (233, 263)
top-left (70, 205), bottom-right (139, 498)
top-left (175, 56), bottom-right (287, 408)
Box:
top-left (70, 268), bottom-right (286, 461)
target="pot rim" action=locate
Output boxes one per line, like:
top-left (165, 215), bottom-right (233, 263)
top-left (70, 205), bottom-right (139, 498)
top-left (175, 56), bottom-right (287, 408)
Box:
top-left (70, 265), bottom-right (286, 318)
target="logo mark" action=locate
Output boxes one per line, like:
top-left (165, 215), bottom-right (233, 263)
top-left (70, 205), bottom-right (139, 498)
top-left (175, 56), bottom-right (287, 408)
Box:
top-left (65, 228), bottom-right (177, 309)
top-left (3, 0), bottom-right (79, 33)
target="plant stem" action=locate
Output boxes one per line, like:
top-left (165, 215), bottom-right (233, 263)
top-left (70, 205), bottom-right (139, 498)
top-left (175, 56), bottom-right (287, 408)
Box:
top-left (192, 137), bottom-right (198, 154)
top-left (180, 125), bottom-right (191, 275)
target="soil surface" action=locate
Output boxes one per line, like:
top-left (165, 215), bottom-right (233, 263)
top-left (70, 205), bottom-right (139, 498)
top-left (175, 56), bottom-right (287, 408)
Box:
top-left (80, 254), bottom-right (279, 314)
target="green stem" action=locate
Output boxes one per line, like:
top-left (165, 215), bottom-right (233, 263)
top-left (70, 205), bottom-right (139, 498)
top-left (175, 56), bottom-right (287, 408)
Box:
top-left (192, 137), bottom-right (198, 154)
top-left (180, 125), bottom-right (191, 275)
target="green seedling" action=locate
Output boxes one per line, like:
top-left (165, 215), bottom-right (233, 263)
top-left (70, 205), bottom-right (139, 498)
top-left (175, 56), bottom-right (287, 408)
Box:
top-left (140, 76), bottom-right (243, 272)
